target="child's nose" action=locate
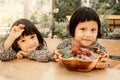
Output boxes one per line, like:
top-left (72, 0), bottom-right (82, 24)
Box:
top-left (85, 31), bottom-right (92, 37)
top-left (28, 40), bottom-right (34, 45)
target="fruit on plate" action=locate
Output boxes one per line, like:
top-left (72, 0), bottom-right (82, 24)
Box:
top-left (60, 45), bottom-right (103, 61)
top-left (56, 45), bottom-right (105, 72)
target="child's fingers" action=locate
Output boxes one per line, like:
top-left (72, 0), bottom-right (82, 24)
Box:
top-left (53, 54), bottom-right (62, 64)
top-left (11, 26), bottom-right (18, 32)
top-left (53, 54), bottom-right (59, 60)
top-left (16, 53), bottom-right (23, 59)
top-left (11, 24), bottom-right (25, 33)
top-left (99, 54), bottom-right (107, 58)
top-left (54, 50), bottom-right (63, 65)
top-left (17, 55), bottom-right (22, 59)
top-left (95, 62), bottom-right (108, 68)
top-left (56, 59), bottom-right (63, 65)
top-left (95, 57), bottom-right (109, 69)
top-left (18, 24), bottom-right (25, 30)
top-left (17, 56), bottom-right (23, 59)
top-left (56, 58), bottom-right (61, 62)
top-left (99, 54), bottom-right (108, 61)
top-left (102, 54), bottom-right (108, 58)
top-left (100, 57), bottom-right (108, 62)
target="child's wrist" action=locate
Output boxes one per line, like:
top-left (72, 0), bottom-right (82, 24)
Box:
top-left (8, 34), bottom-right (17, 41)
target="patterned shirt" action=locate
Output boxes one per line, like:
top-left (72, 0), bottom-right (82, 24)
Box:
top-left (57, 38), bottom-right (107, 54)
top-left (0, 43), bottom-right (54, 62)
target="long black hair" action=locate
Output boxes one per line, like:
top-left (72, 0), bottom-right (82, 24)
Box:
top-left (10, 18), bottom-right (46, 52)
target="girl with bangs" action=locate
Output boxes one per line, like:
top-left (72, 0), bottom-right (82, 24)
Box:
top-left (54, 7), bottom-right (109, 69)
top-left (0, 18), bottom-right (54, 62)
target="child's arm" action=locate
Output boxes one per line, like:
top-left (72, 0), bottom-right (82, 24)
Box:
top-left (57, 39), bottom-right (71, 50)
top-left (94, 42), bottom-right (109, 69)
top-left (3, 25), bottom-right (24, 50)
top-left (0, 44), bottom-right (17, 61)
top-left (27, 46), bottom-right (55, 62)
top-left (3, 34), bottom-right (17, 50)
top-left (54, 39), bottom-right (72, 62)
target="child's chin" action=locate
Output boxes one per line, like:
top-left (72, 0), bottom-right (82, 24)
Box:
top-left (82, 44), bottom-right (92, 47)
top-left (28, 48), bottom-right (36, 51)
top-left (82, 41), bottom-right (92, 46)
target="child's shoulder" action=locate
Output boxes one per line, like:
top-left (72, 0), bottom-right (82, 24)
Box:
top-left (57, 38), bottom-right (72, 49)
top-left (94, 41), bottom-right (107, 53)
top-left (37, 45), bottom-right (48, 50)
top-left (94, 41), bottom-right (104, 47)
top-left (61, 38), bottom-right (72, 43)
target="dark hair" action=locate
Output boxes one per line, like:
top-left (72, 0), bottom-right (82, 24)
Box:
top-left (11, 18), bottom-right (46, 52)
top-left (68, 6), bottom-right (101, 38)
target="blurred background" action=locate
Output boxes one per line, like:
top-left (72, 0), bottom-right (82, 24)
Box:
top-left (0, 0), bottom-right (120, 40)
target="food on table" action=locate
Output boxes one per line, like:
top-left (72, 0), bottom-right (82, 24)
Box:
top-left (60, 45), bottom-right (103, 62)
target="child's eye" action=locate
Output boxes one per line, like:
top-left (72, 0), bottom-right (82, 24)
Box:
top-left (31, 35), bottom-right (36, 39)
top-left (91, 28), bottom-right (96, 32)
top-left (21, 40), bottom-right (25, 42)
top-left (80, 28), bottom-right (85, 31)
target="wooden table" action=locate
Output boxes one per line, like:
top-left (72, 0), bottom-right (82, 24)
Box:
top-left (0, 38), bottom-right (120, 80)
top-left (97, 39), bottom-right (120, 57)
top-left (0, 59), bottom-right (120, 80)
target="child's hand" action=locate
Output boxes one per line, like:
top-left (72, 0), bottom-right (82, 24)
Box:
top-left (95, 54), bottom-right (109, 69)
top-left (16, 51), bottom-right (28, 59)
top-left (54, 54), bottom-right (63, 65)
top-left (9, 24), bottom-right (25, 39)
top-left (16, 51), bottom-right (24, 59)
top-left (54, 50), bottom-right (63, 65)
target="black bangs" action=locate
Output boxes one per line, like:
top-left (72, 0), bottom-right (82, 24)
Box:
top-left (74, 7), bottom-right (99, 23)
top-left (21, 24), bottom-right (36, 36)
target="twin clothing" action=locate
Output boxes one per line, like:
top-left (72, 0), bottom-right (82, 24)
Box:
top-left (0, 44), bottom-right (54, 62)
top-left (0, 38), bottom-right (107, 62)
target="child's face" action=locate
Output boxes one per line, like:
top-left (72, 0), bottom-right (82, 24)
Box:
top-left (73, 20), bottom-right (98, 47)
top-left (17, 34), bottom-right (39, 52)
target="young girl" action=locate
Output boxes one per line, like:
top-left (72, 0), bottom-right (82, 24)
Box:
top-left (55, 7), bottom-right (109, 69)
top-left (0, 18), bottom-right (54, 62)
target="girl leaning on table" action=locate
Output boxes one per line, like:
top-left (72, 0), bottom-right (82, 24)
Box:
top-left (0, 18), bottom-right (54, 62)
top-left (54, 7), bottom-right (109, 69)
